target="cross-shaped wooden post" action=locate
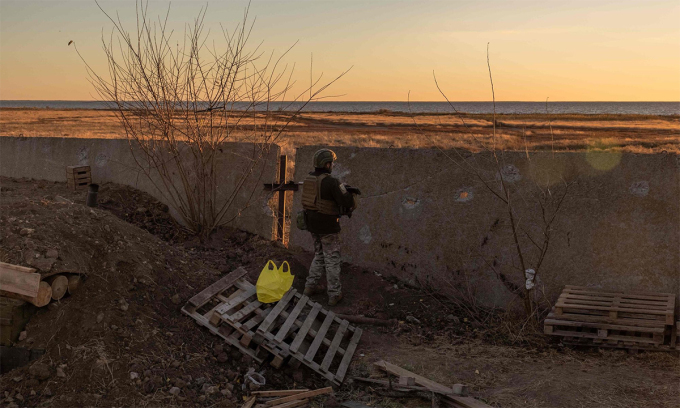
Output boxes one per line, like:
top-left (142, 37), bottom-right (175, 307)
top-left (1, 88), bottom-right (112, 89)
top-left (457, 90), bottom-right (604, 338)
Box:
top-left (263, 155), bottom-right (299, 242)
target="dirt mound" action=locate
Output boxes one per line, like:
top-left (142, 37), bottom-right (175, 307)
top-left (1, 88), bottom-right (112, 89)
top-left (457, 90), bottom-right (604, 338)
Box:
top-left (0, 178), bottom-right (322, 407)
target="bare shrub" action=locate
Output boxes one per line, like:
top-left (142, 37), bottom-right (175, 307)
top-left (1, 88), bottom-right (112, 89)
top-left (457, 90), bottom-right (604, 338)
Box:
top-left (74, 1), bottom-right (348, 239)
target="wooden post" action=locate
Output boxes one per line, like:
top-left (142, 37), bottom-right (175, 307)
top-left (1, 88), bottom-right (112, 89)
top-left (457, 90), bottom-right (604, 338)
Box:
top-left (277, 155), bottom-right (287, 242)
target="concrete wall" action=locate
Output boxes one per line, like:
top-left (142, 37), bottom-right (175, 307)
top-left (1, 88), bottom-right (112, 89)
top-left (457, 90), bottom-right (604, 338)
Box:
top-left (0, 137), bottom-right (280, 239)
top-left (291, 147), bottom-right (680, 307)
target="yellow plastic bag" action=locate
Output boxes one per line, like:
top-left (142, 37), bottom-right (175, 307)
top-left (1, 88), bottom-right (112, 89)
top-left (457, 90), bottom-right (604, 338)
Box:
top-left (256, 260), bottom-right (294, 303)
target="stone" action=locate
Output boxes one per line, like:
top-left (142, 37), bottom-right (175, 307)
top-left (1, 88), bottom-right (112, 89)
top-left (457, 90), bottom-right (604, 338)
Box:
top-left (171, 294), bottom-right (181, 305)
top-left (15, 394), bottom-right (23, 401)
top-left (43, 387), bottom-right (52, 396)
top-left (173, 379), bottom-right (187, 388)
top-left (195, 377), bottom-right (207, 385)
top-left (447, 314), bottom-right (461, 323)
top-left (169, 387), bottom-right (181, 396)
top-left (12, 376), bottom-right (23, 382)
top-left (406, 315), bottom-right (421, 324)
top-left (24, 240), bottom-right (36, 250)
top-left (130, 372), bottom-right (139, 380)
top-left (18, 331), bottom-right (27, 341)
top-left (29, 363), bottom-right (51, 380)
top-left (104, 225), bottom-right (110, 232)
top-left (30, 391), bottom-right (36, 396)
top-left (19, 228), bottom-right (34, 236)
top-left (56, 367), bottom-right (66, 378)
top-left (46, 249), bottom-right (59, 259)
top-left (97, 313), bottom-right (104, 323)
top-left (198, 395), bottom-right (206, 402)
top-left (220, 389), bottom-right (232, 398)
top-left (213, 344), bottom-right (224, 355)
top-left (216, 353), bottom-right (229, 363)
top-left (31, 257), bottom-right (55, 272)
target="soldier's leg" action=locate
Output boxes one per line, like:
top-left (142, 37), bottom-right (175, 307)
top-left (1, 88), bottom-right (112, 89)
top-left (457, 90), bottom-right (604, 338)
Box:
top-left (305, 233), bottom-right (325, 289)
top-left (321, 233), bottom-right (342, 297)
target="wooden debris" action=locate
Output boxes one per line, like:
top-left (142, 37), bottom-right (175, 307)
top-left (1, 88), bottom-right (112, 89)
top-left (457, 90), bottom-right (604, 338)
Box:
top-left (1, 281), bottom-right (52, 307)
top-left (67, 274), bottom-right (81, 295)
top-left (251, 390), bottom-right (309, 397)
top-left (0, 262), bottom-right (40, 298)
top-left (265, 387), bottom-right (332, 406)
top-left (66, 165), bottom-right (91, 190)
top-left (373, 360), bottom-right (492, 408)
top-left (242, 396), bottom-right (257, 408)
top-left (336, 314), bottom-right (398, 326)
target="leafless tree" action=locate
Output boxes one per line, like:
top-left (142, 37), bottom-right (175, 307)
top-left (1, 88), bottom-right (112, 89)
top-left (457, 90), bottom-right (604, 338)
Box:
top-left (74, 1), bottom-right (349, 239)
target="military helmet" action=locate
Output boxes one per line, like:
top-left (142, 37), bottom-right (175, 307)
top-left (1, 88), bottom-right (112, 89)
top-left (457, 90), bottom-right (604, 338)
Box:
top-left (313, 148), bottom-right (337, 168)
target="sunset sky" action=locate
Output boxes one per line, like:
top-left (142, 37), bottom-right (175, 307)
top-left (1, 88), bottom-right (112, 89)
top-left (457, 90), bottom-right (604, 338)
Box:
top-left (1, 0), bottom-right (679, 101)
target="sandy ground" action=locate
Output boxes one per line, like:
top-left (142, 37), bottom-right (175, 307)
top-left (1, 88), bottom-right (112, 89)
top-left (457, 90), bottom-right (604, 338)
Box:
top-left (1, 177), bottom-right (678, 408)
top-left (1, 108), bottom-right (679, 153)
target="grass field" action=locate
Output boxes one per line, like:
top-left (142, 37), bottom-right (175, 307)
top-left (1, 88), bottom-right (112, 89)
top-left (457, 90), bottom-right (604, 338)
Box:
top-left (1, 108), bottom-right (678, 153)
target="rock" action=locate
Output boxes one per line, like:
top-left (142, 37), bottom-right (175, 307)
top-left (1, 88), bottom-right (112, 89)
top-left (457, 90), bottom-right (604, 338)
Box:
top-left (406, 315), bottom-right (421, 324)
top-left (143, 381), bottom-right (155, 394)
top-left (213, 344), bottom-right (224, 355)
top-left (104, 225), bottom-right (110, 232)
top-left (173, 379), bottom-right (187, 388)
top-left (216, 353), bottom-right (229, 363)
top-left (220, 389), bottom-right (232, 398)
top-left (198, 395), bottom-right (206, 402)
top-left (446, 314), bottom-right (461, 324)
top-left (30, 391), bottom-right (36, 396)
top-left (195, 377), bottom-right (207, 385)
top-left (130, 372), bottom-right (139, 380)
top-left (171, 294), bottom-right (181, 305)
top-left (169, 387), bottom-right (181, 396)
top-left (97, 313), bottom-right (104, 323)
top-left (56, 367), bottom-right (66, 378)
top-left (19, 228), bottom-right (34, 236)
top-left (111, 325), bottom-right (118, 330)
top-left (25, 240), bottom-right (36, 250)
top-left (226, 370), bottom-right (238, 381)
top-left (29, 363), bottom-right (51, 381)
top-left (46, 249), bottom-right (59, 259)
top-left (12, 376), bottom-right (23, 382)
top-left (136, 207), bottom-right (147, 213)
top-left (31, 257), bottom-right (55, 272)
top-left (43, 387), bottom-right (52, 397)
top-left (18, 331), bottom-right (27, 341)
top-left (201, 383), bottom-right (212, 393)
top-left (15, 394), bottom-right (23, 402)
top-left (25, 379), bottom-right (39, 387)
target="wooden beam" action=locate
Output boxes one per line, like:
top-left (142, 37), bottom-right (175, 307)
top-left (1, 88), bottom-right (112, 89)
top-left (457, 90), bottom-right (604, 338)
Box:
top-left (265, 387), bottom-right (333, 406)
top-left (277, 155), bottom-right (287, 242)
top-left (0, 263), bottom-right (40, 297)
top-left (251, 389), bottom-right (309, 397)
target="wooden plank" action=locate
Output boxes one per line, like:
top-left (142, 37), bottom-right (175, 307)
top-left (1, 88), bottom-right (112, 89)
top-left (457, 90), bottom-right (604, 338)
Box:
top-left (551, 330), bottom-right (660, 344)
top-left (242, 396), bottom-right (257, 408)
top-left (562, 286), bottom-right (674, 300)
top-left (275, 296), bottom-right (309, 343)
top-left (258, 290), bottom-right (296, 334)
top-left (334, 327), bottom-right (362, 382)
top-left (269, 400), bottom-right (308, 408)
top-left (215, 286), bottom-right (257, 315)
top-left (547, 311), bottom-right (666, 327)
top-left (265, 387), bottom-right (333, 406)
top-left (554, 302), bottom-right (670, 316)
top-left (374, 360), bottom-right (454, 395)
top-left (559, 293), bottom-right (672, 307)
top-left (290, 303), bottom-right (322, 353)
top-left (321, 319), bottom-right (348, 372)
top-left (251, 390), bottom-right (309, 397)
top-left (0, 266), bottom-right (41, 297)
top-left (543, 319), bottom-right (665, 334)
top-left (304, 311), bottom-right (335, 362)
top-left (188, 268), bottom-right (247, 307)
top-left (0, 262), bottom-right (36, 275)
top-left (228, 299), bottom-right (264, 323)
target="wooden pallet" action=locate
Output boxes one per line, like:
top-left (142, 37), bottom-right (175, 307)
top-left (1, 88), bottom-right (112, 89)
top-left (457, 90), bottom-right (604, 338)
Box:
top-left (255, 288), bottom-right (363, 385)
top-left (554, 285), bottom-right (675, 325)
top-left (546, 286), bottom-right (676, 350)
top-left (183, 268), bottom-right (363, 380)
top-left (66, 166), bottom-right (91, 190)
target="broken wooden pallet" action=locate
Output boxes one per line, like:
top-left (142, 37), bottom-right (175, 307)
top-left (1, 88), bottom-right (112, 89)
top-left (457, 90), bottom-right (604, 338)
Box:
top-left (255, 288), bottom-right (363, 385)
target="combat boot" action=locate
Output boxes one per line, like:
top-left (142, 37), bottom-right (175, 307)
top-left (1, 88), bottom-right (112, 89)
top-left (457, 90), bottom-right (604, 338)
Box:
top-left (303, 285), bottom-right (324, 296)
top-left (328, 293), bottom-right (343, 306)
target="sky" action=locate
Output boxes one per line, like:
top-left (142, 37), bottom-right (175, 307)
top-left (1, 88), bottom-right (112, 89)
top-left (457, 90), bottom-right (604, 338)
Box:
top-left (1, 0), bottom-right (679, 101)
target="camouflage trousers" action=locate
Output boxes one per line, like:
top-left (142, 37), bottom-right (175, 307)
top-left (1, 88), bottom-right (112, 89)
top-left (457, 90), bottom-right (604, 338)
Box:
top-left (306, 233), bottom-right (342, 296)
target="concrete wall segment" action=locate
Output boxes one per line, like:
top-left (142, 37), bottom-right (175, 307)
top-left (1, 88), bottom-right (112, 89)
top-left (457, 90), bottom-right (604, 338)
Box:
top-left (291, 146), bottom-right (679, 307)
top-left (0, 136), bottom-right (279, 239)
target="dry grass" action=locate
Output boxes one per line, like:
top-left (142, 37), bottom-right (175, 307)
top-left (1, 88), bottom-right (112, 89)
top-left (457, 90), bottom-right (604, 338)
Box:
top-left (1, 108), bottom-right (678, 153)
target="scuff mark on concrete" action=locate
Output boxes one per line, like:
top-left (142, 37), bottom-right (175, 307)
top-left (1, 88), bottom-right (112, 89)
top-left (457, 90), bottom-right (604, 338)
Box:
top-left (359, 225), bottom-right (372, 244)
top-left (455, 187), bottom-right (474, 202)
top-left (497, 164), bottom-right (521, 183)
top-left (78, 147), bottom-right (89, 165)
top-left (402, 197), bottom-right (420, 210)
top-left (629, 181), bottom-right (649, 197)
top-left (95, 153), bottom-right (109, 167)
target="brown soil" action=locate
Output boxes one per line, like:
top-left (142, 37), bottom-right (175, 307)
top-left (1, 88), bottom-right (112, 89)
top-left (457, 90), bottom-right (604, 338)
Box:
top-left (0, 177), bottom-right (678, 407)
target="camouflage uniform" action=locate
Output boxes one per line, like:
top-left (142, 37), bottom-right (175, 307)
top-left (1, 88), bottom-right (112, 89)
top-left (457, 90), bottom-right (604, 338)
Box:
top-left (306, 233), bottom-right (342, 296)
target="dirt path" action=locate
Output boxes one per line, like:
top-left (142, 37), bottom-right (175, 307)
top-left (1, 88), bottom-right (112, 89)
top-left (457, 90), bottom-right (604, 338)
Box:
top-left (0, 177), bottom-right (678, 407)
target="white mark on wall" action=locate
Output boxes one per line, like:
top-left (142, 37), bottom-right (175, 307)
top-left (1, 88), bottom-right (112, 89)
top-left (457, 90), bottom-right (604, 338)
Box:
top-left (629, 181), bottom-right (649, 197)
top-left (78, 147), bottom-right (89, 165)
top-left (333, 162), bottom-right (351, 181)
top-left (402, 197), bottom-right (420, 210)
top-left (95, 153), bottom-right (109, 167)
top-left (349, 153), bottom-right (356, 159)
top-left (497, 164), bottom-right (522, 183)
top-left (262, 201), bottom-right (275, 217)
top-left (359, 225), bottom-right (372, 244)
top-left (455, 187), bottom-right (474, 202)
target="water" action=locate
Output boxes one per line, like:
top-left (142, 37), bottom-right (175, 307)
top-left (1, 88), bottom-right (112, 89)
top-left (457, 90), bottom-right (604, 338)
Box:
top-left (1, 100), bottom-right (678, 116)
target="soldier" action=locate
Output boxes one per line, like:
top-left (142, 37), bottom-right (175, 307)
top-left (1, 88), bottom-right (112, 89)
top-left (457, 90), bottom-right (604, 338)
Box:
top-left (301, 148), bottom-right (357, 306)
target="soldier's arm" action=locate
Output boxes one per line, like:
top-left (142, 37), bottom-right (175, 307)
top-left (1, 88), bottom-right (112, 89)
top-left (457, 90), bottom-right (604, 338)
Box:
top-left (326, 177), bottom-right (355, 207)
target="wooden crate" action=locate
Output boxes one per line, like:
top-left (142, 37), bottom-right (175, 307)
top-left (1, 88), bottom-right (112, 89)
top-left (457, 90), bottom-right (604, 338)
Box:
top-left (545, 286), bottom-right (676, 350)
top-left (66, 165), bottom-right (91, 190)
